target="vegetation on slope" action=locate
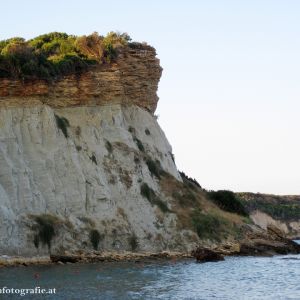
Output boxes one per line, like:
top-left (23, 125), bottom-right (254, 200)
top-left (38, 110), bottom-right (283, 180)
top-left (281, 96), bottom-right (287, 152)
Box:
top-left (0, 31), bottom-right (131, 80)
top-left (207, 190), bottom-right (248, 217)
top-left (160, 173), bottom-right (244, 242)
top-left (239, 193), bottom-right (300, 221)
top-left (192, 210), bottom-right (233, 241)
top-left (140, 182), bottom-right (170, 213)
top-left (32, 214), bottom-right (60, 251)
top-left (90, 229), bottom-right (103, 250)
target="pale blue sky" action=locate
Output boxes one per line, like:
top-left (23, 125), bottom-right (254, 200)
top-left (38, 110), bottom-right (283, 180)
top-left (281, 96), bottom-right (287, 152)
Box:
top-left (1, 1), bottom-right (300, 194)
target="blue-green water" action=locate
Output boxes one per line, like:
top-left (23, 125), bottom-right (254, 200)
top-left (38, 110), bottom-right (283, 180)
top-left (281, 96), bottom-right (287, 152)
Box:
top-left (0, 247), bottom-right (300, 299)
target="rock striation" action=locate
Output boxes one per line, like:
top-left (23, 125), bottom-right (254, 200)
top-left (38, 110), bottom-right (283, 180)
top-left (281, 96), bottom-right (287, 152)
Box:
top-left (0, 46), bottom-right (162, 113)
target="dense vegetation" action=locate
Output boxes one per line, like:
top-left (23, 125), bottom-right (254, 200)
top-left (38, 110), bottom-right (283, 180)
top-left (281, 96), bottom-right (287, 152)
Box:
top-left (257, 203), bottom-right (300, 220)
top-left (207, 190), bottom-right (248, 217)
top-left (0, 31), bottom-right (131, 80)
top-left (240, 194), bottom-right (300, 221)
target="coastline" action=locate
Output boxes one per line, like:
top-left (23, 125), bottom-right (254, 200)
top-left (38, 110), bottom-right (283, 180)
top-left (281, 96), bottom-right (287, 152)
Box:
top-left (0, 251), bottom-right (193, 268)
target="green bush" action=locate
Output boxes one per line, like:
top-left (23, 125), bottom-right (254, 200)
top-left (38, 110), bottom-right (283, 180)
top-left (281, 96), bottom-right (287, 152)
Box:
top-left (128, 234), bottom-right (139, 251)
top-left (140, 183), bottom-right (170, 213)
top-left (134, 137), bottom-right (145, 152)
top-left (146, 158), bottom-right (164, 179)
top-left (55, 114), bottom-right (70, 138)
top-left (33, 214), bottom-right (58, 250)
top-left (90, 229), bottom-right (102, 250)
top-left (172, 190), bottom-right (196, 207)
top-left (192, 210), bottom-right (226, 241)
top-left (207, 190), bottom-right (248, 216)
top-left (140, 183), bottom-right (154, 201)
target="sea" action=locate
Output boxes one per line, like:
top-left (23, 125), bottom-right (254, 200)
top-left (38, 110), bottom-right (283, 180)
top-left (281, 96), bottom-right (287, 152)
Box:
top-left (0, 241), bottom-right (299, 300)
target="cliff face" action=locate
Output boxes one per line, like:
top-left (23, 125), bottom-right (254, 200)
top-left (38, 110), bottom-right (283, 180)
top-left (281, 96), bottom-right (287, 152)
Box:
top-left (0, 46), bottom-right (162, 113)
top-left (0, 104), bottom-right (195, 255)
top-left (0, 44), bottom-right (204, 256)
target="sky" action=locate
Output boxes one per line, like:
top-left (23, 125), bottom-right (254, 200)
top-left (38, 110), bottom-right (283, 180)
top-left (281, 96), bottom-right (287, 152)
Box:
top-left (1, 0), bottom-right (300, 195)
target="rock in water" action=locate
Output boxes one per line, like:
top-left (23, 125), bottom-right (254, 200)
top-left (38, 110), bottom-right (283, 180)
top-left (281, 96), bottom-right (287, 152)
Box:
top-left (191, 247), bottom-right (224, 263)
top-left (50, 255), bottom-right (80, 264)
top-left (238, 224), bottom-right (300, 256)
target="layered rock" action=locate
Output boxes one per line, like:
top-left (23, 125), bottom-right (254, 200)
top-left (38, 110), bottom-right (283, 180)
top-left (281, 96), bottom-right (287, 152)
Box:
top-left (191, 247), bottom-right (224, 263)
top-left (0, 46), bottom-right (162, 113)
top-left (238, 225), bottom-right (300, 256)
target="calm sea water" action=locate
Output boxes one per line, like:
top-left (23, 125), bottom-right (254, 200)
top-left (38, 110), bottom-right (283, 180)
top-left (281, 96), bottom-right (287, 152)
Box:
top-left (0, 242), bottom-right (300, 300)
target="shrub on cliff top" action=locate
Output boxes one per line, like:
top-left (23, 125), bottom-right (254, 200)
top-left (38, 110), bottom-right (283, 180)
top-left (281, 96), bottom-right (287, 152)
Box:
top-left (0, 31), bottom-right (132, 80)
top-left (207, 190), bottom-right (248, 216)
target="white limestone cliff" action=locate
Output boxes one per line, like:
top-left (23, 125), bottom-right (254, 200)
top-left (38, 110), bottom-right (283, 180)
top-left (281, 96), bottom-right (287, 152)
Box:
top-left (0, 104), bottom-right (200, 255)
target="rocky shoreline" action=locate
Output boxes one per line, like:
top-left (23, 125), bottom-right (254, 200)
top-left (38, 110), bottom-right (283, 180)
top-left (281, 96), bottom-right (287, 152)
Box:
top-left (0, 251), bottom-right (193, 268)
top-left (1, 224), bottom-right (299, 267)
top-left (193, 224), bottom-right (300, 262)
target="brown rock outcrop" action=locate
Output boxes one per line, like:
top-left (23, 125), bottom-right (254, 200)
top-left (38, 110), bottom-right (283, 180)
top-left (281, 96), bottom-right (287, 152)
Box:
top-left (0, 46), bottom-right (162, 113)
top-left (191, 247), bottom-right (225, 263)
top-left (238, 224), bottom-right (300, 256)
